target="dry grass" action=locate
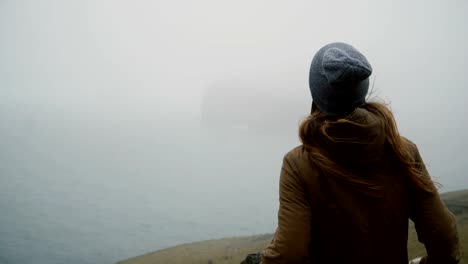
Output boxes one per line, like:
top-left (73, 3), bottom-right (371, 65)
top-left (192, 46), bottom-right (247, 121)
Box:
top-left (117, 234), bottom-right (273, 264)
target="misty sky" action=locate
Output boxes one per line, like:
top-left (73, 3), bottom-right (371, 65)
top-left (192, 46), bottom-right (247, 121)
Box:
top-left (1, 1), bottom-right (468, 263)
top-left (1, 1), bottom-right (468, 191)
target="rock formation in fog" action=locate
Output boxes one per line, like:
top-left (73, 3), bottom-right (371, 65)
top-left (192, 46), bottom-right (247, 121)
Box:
top-left (200, 74), bottom-right (309, 133)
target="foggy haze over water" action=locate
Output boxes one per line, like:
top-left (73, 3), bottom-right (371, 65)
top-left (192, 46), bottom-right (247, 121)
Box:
top-left (1, 0), bottom-right (468, 263)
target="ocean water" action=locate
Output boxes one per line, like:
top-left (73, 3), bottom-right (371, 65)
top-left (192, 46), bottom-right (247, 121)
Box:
top-left (2, 112), bottom-right (467, 264)
top-left (0, 115), bottom-right (294, 264)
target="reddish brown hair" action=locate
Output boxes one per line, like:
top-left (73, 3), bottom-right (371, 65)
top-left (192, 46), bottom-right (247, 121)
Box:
top-left (299, 101), bottom-right (436, 195)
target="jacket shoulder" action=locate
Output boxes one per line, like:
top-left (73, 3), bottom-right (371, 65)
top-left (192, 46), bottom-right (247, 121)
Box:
top-left (282, 145), bottom-right (320, 180)
top-left (401, 136), bottom-right (416, 148)
top-left (283, 145), bottom-right (308, 163)
top-left (400, 136), bottom-right (420, 160)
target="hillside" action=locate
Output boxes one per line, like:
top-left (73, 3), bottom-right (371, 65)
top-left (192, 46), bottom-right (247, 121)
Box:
top-left (118, 190), bottom-right (468, 264)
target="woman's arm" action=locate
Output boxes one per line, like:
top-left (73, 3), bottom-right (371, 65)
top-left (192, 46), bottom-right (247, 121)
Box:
top-left (408, 142), bottom-right (460, 264)
top-left (262, 153), bottom-right (312, 264)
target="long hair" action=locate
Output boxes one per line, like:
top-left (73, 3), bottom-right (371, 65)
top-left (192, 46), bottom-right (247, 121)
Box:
top-left (299, 101), bottom-right (436, 195)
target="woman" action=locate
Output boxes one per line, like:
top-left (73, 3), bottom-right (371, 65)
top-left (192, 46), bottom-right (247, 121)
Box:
top-left (261, 43), bottom-right (460, 264)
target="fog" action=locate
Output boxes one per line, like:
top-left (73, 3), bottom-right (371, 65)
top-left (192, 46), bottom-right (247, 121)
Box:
top-left (1, 0), bottom-right (467, 263)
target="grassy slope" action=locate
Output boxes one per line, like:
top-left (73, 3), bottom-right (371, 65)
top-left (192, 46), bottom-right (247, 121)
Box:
top-left (118, 190), bottom-right (468, 264)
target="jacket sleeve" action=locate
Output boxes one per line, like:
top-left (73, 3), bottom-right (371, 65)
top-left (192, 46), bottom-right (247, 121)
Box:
top-left (408, 142), bottom-right (460, 264)
top-left (262, 154), bottom-right (311, 264)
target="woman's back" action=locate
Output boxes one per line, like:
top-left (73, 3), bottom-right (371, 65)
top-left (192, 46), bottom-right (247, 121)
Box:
top-left (272, 146), bottom-right (409, 263)
top-left (263, 126), bottom-right (459, 264)
top-left (261, 43), bottom-right (460, 264)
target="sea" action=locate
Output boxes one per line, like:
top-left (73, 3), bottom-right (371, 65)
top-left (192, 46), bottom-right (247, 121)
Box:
top-left (2, 107), bottom-right (464, 264)
top-left (0, 112), bottom-right (294, 264)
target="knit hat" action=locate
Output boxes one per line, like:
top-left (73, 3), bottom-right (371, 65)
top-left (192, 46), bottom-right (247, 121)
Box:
top-left (309, 42), bottom-right (372, 116)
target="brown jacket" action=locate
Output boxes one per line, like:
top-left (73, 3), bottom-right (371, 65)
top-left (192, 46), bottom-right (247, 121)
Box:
top-left (262, 110), bottom-right (460, 264)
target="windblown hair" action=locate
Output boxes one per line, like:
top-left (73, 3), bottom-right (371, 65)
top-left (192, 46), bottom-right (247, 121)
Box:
top-left (299, 101), bottom-right (436, 195)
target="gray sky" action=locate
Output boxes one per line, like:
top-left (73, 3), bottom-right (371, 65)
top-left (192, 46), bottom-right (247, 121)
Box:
top-left (1, 1), bottom-right (468, 262)
top-left (1, 0), bottom-right (467, 188)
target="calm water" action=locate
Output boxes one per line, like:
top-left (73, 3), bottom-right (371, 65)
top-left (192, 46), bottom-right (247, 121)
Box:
top-left (0, 114), bottom-right (294, 264)
top-left (2, 110), bottom-right (464, 264)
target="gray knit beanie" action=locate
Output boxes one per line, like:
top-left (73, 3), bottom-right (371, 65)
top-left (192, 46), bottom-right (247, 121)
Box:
top-left (309, 42), bottom-right (372, 116)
